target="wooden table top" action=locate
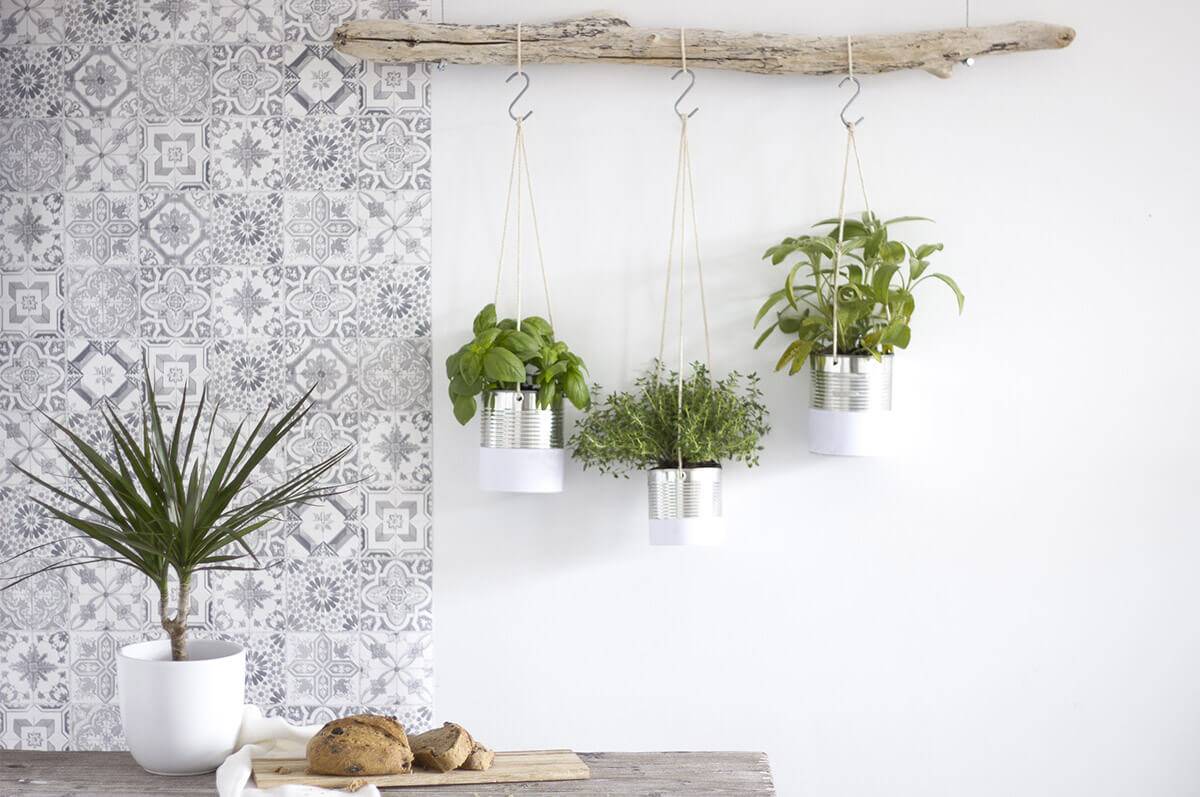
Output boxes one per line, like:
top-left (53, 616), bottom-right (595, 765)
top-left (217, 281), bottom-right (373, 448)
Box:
top-left (0, 750), bottom-right (775, 795)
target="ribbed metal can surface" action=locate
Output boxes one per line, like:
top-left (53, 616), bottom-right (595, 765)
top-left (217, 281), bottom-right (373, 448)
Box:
top-left (809, 354), bottom-right (893, 412)
top-left (480, 389), bottom-right (563, 449)
top-left (647, 466), bottom-right (723, 520)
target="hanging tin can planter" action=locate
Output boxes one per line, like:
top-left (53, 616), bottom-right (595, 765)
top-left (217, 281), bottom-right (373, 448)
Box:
top-left (479, 388), bottom-right (565, 493)
top-left (572, 39), bottom-right (770, 543)
top-left (808, 353), bottom-right (893, 456)
top-left (754, 36), bottom-right (963, 460)
top-left (447, 33), bottom-right (593, 494)
top-left (647, 465), bottom-right (725, 546)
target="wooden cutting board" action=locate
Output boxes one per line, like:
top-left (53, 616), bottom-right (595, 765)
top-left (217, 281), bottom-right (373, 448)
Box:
top-left (253, 749), bottom-right (590, 789)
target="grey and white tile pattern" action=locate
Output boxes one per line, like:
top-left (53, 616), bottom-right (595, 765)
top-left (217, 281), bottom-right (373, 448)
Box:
top-left (0, 0), bottom-right (433, 749)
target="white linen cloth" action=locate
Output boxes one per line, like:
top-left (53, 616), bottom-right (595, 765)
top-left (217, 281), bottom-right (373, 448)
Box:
top-left (215, 706), bottom-right (381, 797)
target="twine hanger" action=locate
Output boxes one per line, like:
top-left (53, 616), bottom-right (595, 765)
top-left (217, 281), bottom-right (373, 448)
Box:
top-left (830, 35), bottom-right (875, 364)
top-left (492, 21), bottom-right (555, 389)
top-left (656, 28), bottom-right (712, 472)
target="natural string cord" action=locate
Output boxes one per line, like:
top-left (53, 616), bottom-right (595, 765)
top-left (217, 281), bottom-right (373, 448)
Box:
top-left (831, 36), bottom-right (877, 363)
top-left (492, 22), bottom-right (556, 391)
top-left (655, 28), bottom-right (713, 472)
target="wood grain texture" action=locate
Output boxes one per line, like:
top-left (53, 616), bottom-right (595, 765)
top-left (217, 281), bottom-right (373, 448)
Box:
top-left (333, 12), bottom-right (1075, 79)
top-left (0, 750), bottom-right (776, 794)
top-left (254, 749), bottom-right (589, 788)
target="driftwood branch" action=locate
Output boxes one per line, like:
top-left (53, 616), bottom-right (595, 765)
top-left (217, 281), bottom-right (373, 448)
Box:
top-left (333, 13), bottom-right (1075, 79)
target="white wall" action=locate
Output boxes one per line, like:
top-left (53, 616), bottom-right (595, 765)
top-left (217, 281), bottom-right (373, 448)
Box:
top-left (432, 1), bottom-right (1200, 794)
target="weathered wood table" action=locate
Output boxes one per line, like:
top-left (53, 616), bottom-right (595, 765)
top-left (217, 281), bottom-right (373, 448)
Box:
top-left (0, 751), bottom-right (775, 795)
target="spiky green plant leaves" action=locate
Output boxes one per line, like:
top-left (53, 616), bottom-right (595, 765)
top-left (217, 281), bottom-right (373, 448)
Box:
top-left (1, 361), bottom-right (352, 660)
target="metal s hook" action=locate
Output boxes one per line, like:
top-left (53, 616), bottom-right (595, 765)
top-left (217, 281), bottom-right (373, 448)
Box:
top-left (672, 68), bottom-right (698, 119)
top-left (839, 36), bottom-right (864, 128)
top-left (506, 22), bottom-right (532, 122)
top-left (838, 75), bottom-right (863, 128)
top-left (506, 70), bottom-right (532, 122)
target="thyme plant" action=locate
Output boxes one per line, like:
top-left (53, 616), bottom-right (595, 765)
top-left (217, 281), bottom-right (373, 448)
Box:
top-left (1, 366), bottom-right (351, 661)
top-left (570, 363), bottom-right (770, 476)
top-left (755, 212), bottom-right (964, 373)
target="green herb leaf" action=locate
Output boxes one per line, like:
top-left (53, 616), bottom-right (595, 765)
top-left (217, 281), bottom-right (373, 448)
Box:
top-left (754, 289), bottom-right (787, 326)
top-left (883, 215), bottom-right (934, 225)
top-left (503, 330), bottom-right (540, 358)
top-left (459, 350), bottom-right (483, 384)
top-left (483, 347), bottom-right (527, 383)
top-left (753, 321), bottom-right (779, 349)
top-left (881, 320), bottom-right (912, 348)
top-left (521, 316), bottom-right (553, 339)
top-left (453, 394), bottom-right (477, 424)
top-left (473, 303), bottom-right (497, 334)
top-left (564, 369), bottom-right (590, 410)
top-left (775, 339), bottom-right (805, 372)
top-left (445, 349), bottom-right (464, 380)
top-left (921, 272), bottom-right (965, 313)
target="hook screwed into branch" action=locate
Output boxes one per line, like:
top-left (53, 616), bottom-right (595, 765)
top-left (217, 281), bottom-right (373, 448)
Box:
top-left (839, 36), bottom-right (864, 128)
top-left (506, 22), bottom-right (532, 121)
top-left (672, 27), bottom-right (699, 119)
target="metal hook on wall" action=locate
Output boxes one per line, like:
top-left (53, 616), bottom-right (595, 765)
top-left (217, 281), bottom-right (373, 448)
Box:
top-left (838, 75), bottom-right (863, 128)
top-left (506, 71), bottom-right (532, 121)
top-left (672, 68), bottom-right (698, 118)
top-left (506, 22), bottom-right (532, 121)
top-left (672, 27), bottom-right (699, 119)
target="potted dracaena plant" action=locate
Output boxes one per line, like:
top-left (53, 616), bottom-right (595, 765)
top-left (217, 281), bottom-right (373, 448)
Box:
top-left (755, 212), bottom-right (963, 456)
top-left (446, 303), bottom-right (590, 493)
top-left (570, 362), bottom-right (770, 546)
top-left (1, 364), bottom-right (350, 775)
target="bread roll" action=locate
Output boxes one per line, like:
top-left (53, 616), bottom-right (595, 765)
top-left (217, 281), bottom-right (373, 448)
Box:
top-left (306, 714), bottom-right (413, 776)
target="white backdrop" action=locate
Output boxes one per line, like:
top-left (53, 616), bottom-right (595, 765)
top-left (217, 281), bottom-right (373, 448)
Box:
top-left (431, 1), bottom-right (1200, 794)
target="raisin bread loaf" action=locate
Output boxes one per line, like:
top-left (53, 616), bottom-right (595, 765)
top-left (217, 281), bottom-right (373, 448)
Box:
top-left (306, 714), bottom-right (413, 776)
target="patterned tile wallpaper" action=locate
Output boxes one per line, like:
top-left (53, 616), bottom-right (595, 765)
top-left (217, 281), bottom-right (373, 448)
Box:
top-left (0, 0), bottom-right (434, 750)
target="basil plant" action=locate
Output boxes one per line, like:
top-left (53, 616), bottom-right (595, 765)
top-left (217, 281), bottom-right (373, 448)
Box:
top-left (755, 212), bottom-right (964, 374)
top-left (446, 303), bottom-right (590, 425)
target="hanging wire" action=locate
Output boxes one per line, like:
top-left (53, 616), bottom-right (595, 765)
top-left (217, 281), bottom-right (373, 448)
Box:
top-left (492, 21), bottom-right (556, 377)
top-left (655, 29), bottom-right (712, 472)
top-left (436, 0), bottom-right (446, 71)
top-left (829, 37), bottom-right (882, 365)
top-left (962, 0), bottom-right (976, 67)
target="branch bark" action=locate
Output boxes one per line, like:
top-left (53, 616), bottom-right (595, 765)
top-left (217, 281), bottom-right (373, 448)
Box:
top-left (159, 575), bottom-right (189, 661)
top-left (333, 13), bottom-right (1075, 79)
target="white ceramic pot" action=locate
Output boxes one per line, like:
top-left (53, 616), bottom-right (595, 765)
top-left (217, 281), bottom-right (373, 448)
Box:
top-left (117, 639), bottom-right (245, 775)
top-left (808, 353), bottom-right (893, 457)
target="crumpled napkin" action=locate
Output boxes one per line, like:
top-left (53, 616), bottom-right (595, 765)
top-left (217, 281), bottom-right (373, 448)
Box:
top-left (215, 706), bottom-right (382, 797)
